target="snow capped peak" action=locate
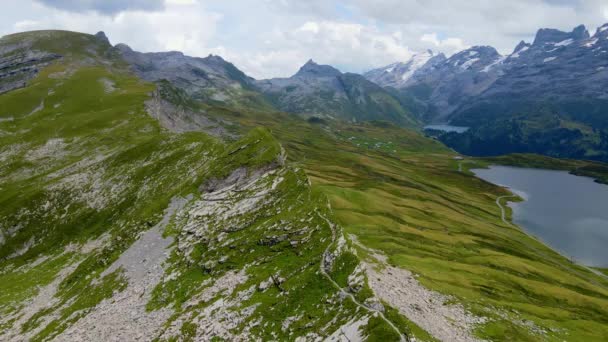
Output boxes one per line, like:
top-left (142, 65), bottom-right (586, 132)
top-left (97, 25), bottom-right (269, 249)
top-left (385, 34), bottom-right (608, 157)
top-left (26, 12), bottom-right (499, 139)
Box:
top-left (448, 46), bottom-right (501, 71)
top-left (363, 50), bottom-right (446, 87)
top-left (509, 45), bottom-right (529, 59)
top-left (399, 50), bottom-right (436, 81)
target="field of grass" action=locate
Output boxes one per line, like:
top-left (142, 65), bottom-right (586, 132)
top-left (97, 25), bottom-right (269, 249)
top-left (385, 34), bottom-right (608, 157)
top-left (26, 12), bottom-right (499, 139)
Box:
top-left (0, 31), bottom-right (404, 341)
top-left (2, 29), bottom-right (608, 341)
top-left (208, 105), bottom-right (608, 341)
top-left (308, 131), bottom-right (608, 341)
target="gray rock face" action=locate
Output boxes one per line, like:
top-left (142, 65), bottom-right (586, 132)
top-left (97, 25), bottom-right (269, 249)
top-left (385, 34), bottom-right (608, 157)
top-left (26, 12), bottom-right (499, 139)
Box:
top-left (0, 39), bottom-right (61, 94)
top-left (532, 24), bottom-right (589, 45)
top-left (294, 59), bottom-right (342, 78)
top-left (115, 43), bottom-right (260, 106)
top-left (94, 31), bottom-right (110, 45)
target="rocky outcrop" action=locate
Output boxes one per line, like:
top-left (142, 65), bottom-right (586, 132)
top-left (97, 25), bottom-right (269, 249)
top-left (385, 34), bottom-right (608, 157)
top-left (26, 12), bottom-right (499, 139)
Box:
top-left (115, 43), bottom-right (262, 107)
top-left (0, 45), bottom-right (61, 94)
top-left (145, 85), bottom-right (232, 138)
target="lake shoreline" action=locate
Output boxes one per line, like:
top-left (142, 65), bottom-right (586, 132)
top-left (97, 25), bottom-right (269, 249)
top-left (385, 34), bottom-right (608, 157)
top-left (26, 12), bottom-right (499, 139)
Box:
top-left (472, 165), bottom-right (608, 268)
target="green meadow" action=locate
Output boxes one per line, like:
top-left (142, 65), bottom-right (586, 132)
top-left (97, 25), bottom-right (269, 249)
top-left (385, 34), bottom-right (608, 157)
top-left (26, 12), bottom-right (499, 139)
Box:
top-left (1, 30), bottom-right (607, 341)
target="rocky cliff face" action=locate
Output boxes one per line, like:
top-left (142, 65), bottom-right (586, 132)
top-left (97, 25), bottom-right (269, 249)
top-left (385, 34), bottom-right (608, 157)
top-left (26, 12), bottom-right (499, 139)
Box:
top-left (0, 35), bottom-right (62, 94)
top-left (115, 43), bottom-right (268, 108)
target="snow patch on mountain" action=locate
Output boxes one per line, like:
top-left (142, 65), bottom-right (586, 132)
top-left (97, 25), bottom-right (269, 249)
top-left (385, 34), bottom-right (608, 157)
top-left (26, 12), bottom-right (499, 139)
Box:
top-left (584, 38), bottom-right (599, 47)
top-left (482, 56), bottom-right (506, 72)
top-left (400, 51), bottom-right (437, 81)
top-left (460, 58), bottom-right (480, 70)
top-left (554, 38), bottom-right (574, 46)
top-left (510, 46), bottom-right (529, 59)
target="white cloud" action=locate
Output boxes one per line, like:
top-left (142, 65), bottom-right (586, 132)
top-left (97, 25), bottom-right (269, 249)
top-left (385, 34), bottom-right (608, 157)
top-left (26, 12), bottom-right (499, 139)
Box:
top-left (34, 0), bottom-right (164, 15)
top-left (14, 20), bottom-right (41, 32)
top-left (2, 0), bottom-right (608, 78)
top-left (4, 1), bottom-right (221, 58)
top-left (420, 33), bottom-right (468, 53)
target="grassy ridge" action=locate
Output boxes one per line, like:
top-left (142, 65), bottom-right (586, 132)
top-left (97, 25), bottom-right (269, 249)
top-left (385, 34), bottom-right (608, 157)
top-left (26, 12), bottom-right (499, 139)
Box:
top-left (0, 31), bottom-right (402, 341)
top-left (0, 60), bottom-right (229, 340)
top-left (206, 106), bottom-right (608, 341)
top-left (2, 29), bottom-right (608, 341)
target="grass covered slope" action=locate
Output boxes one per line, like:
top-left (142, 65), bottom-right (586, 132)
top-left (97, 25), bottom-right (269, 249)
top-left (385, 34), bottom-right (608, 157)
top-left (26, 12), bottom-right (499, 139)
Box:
top-left (2, 29), bottom-right (608, 342)
top-left (204, 104), bottom-right (608, 341)
top-left (0, 30), bottom-right (410, 341)
top-left (299, 126), bottom-right (608, 341)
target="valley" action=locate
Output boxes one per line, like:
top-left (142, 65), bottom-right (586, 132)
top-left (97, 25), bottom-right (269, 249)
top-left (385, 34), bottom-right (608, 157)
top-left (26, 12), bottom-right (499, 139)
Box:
top-left (0, 27), bottom-right (607, 342)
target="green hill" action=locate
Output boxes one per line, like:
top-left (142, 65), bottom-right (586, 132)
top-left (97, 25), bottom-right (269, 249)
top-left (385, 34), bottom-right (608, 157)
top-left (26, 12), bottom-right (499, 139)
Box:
top-left (1, 30), bottom-right (608, 342)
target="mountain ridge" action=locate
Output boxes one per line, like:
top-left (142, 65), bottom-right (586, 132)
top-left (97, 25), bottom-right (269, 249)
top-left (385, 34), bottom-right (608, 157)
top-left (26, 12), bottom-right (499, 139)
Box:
top-left (1, 28), bottom-right (608, 342)
top-left (365, 23), bottom-right (608, 161)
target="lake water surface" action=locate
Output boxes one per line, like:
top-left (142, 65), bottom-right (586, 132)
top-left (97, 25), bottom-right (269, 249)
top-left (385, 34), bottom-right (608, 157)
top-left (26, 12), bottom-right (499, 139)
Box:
top-left (472, 166), bottom-right (608, 267)
top-left (424, 124), bottom-right (469, 133)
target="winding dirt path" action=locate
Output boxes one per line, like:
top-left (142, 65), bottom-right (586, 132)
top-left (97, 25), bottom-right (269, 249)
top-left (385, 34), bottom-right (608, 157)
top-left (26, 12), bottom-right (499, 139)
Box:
top-left (496, 195), bottom-right (517, 226)
top-left (318, 205), bottom-right (408, 342)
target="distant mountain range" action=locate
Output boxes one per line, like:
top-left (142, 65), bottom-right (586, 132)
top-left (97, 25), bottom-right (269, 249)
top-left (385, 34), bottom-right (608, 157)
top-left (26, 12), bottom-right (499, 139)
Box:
top-left (365, 24), bottom-right (608, 161)
top-left (106, 23), bottom-right (608, 161)
top-left (2, 27), bottom-right (608, 342)
top-left (112, 44), bottom-right (419, 127)
top-left (255, 59), bottom-right (417, 126)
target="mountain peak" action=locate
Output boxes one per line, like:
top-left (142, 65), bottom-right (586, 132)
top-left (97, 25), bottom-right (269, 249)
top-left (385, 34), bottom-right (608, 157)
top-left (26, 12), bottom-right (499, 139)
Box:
top-left (595, 23), bottom-right (608, 37)
top-left (513, 40), bottom-right (531, 53)
top-left (94, 31), bottom-right (110, 45)
top-left (533, 24), bottom-right (589, 45)
top-left (114, 43), bottom-right (133, 52)
top-left (452, 45), bottom-right (500, 60)
top-left (202, 54), bottom-right (226, 63)
top-left (294, 59), bottom-right (341, 78)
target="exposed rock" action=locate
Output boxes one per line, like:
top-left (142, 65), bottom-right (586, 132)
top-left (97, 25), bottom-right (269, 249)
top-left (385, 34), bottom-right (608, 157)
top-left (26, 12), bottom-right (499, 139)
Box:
top-left (325, 316), bottom-right (369, 342)
top-left (0, 35), bottom-right (62, 94)
top-left (145, 86), bottom-right (233, 138)
top-left (115, 43), bottom-right (258, 106)
top-left (54, 197), bottom-right (188, 342)
top-left (365, 261), bottom-right (486, 342)
top-left (94, 31), bottom-right (110, 45)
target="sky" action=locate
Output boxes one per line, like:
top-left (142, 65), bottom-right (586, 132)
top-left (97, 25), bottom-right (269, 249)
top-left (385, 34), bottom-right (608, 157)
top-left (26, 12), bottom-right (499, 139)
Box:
top-left (1, 0), bottom-right (608, 79)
